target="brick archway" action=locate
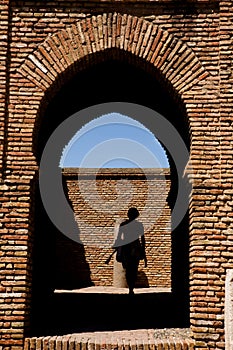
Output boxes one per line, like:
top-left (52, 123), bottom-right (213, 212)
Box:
top-left (12, 12), bottom-right (210, 178)
top-left (18, 13), bottom-right (208, 96)
top-left (3, 11), bottom-right (216, 349)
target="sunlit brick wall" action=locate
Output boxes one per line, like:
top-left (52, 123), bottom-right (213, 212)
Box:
top-left (62, 168), bottom-right (171, 288)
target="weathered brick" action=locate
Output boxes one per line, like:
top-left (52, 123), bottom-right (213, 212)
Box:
top-left (0, 2), bottom-right (232, 350)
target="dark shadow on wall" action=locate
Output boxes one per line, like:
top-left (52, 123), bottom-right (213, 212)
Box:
top-left (136, 270), bottom-right (149, 288)
top-left (55, 232), bottom-right (94, 290)
top-left (167, 158), bottom-right (191, 327)
top-left (30, 184), bottom-right (56, 337)
top-left (171, 208), bottom-right (190, 326)
top-left (54, 176), bottom-right (93, 290)
top-left (30, 183), bottom-right (93, 336)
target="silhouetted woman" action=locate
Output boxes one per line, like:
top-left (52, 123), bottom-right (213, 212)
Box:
top-left (114, 207), bottom-right (147, 294)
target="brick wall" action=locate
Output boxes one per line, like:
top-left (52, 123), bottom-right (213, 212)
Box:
top-left (60, 168), bottom-right (171, 288)
top-left (0, 1), bottom-right (233, 349)
top-left (0, 0), bottom-right (9, 177)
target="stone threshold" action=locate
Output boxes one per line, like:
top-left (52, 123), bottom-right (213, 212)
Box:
top-left (24, 328), bottom-right (194, 350)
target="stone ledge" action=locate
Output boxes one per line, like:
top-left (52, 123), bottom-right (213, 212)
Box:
top-left (54, 286), bottom-right (172, 294)
top-left (62, 167), bottom-right (171, 179)
top-left (24, 329), bottom-right (194, 350)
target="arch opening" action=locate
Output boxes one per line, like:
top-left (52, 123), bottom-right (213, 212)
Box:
top-left (59, 112), bottom-right (169, 169)
top-left (30, 55), bottom-right (191, 336)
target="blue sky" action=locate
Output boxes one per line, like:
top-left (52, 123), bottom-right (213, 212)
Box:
top-left (60, 113), bottom-right (169, 168)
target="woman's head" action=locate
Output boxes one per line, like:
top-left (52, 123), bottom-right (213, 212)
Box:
top-left (127, 207), bottom-right (139, 220)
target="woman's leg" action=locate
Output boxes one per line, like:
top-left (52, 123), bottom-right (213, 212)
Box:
top-left (125, 259), bottom-right (139, 294)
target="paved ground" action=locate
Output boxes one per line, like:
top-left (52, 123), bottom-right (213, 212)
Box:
top-left (54, 286), bottom-right (171, 294)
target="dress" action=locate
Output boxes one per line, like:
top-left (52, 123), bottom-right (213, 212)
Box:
top-left (115, 218), bottom-right (145, 292)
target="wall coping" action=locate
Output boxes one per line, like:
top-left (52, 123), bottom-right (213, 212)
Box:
top-left (62, 167), bottom-right (171, 179)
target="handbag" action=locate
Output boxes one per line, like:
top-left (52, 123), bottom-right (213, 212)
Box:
top-left (116, 246), bottom-right (123, 262)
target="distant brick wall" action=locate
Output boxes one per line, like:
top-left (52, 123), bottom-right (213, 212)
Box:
top-left (0, 1), bottom-right (233, 349)
top-left (61, 168), bottom-right (171, 288)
